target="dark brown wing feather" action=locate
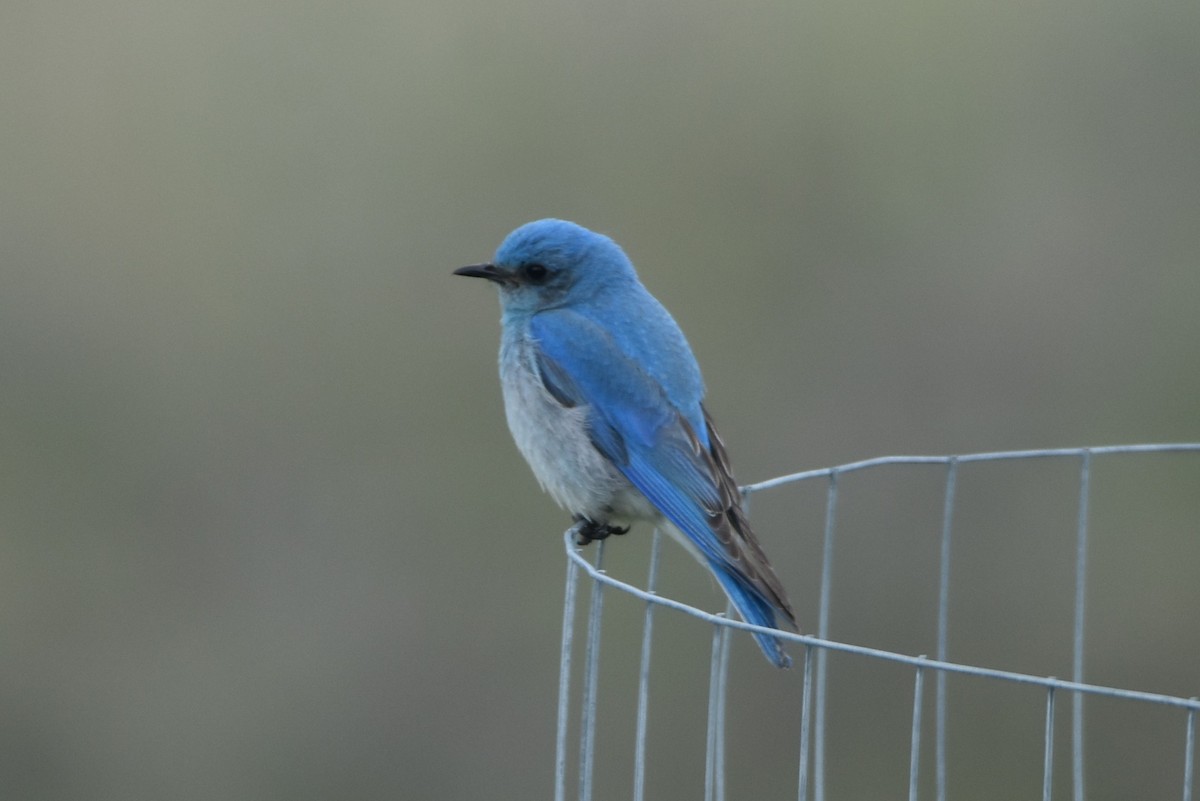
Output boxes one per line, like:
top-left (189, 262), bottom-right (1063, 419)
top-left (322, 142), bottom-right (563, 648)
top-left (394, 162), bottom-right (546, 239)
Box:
top-left (679, 405), bottom-right (798, 632)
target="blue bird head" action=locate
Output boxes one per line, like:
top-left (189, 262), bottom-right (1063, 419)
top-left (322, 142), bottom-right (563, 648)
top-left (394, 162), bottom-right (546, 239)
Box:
top-left (454, 219), bottom-right (637, 314)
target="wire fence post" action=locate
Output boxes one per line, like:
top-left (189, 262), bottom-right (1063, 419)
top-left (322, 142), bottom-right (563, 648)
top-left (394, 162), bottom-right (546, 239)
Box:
top-left (555, 543), bottom-right (581, 801)
top-left (936, 458), bottom-right (958, 801)
top-left (578, 539), bottom-right (606, 801)
top-left (632, 528), bottom-right (662, 801)
top-left (798, 644), bottom-right (815, 801)
top-left (1184, 703), bottom-right (1196, 801)
top-left (909, 659), bottom-right (927, 801)
top-left (1072, 450), bottom-right (1092, 801)
top-left (814, 469), bottom-right (840, 801)
top-left (1043, 685), bottom-right (1057, 801)
top-left (704, 617), bottom-right (724, 801)
top-left (715, 604), bottom-right (733, 801)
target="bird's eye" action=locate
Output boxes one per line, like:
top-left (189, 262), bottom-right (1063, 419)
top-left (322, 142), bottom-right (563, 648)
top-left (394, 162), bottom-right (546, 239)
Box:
top-left (522, 263), bottom-right (549, 284)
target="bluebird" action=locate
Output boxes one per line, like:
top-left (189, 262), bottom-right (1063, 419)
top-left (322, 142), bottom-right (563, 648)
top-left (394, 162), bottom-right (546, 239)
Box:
top-left (455, 219), bottom-right (797, 667)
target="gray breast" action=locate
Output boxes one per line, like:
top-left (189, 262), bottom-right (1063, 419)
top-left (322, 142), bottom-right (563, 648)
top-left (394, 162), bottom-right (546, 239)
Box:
top-left (498, 330), bottom-right (656, 524)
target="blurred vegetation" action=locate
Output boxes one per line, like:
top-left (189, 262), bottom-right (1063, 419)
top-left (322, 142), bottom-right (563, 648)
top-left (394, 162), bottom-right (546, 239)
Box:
top-left (1, 0), bottom-right (1197, 798)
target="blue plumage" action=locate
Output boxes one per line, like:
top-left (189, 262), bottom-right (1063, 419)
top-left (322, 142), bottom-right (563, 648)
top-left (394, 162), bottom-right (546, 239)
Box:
top-left (456, 219), bottom-right (797, 667)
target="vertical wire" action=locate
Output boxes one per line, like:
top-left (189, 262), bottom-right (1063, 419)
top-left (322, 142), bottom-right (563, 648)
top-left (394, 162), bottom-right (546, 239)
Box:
top-left (1184, 703), bottom-right (1196, 801)
top-left (814, 470), bottom-right (840, 801)
top-left (936, 459), bottom-right (958, 801)
top-left (1043, 686), bottom-right (1057, 801)
top-left (705, 620), bottom-right (724, 801)
top-left (555, 551), bottom-right (581, 801)
top-left (909, 661), bottom-right (927, 801)
top-left (715, 603), bottom-right (734, 801)
top-left (797, 645), bottom-right (815, 801)
top-left (632, 528), bottom-right (663, 801)
top-left (578, 540), bottom-right (607, 801)
top-left (1072, 451), bottom-right (1092, 801)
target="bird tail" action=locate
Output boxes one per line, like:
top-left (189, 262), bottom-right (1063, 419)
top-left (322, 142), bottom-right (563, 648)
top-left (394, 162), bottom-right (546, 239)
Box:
top-left (709, 562), bottom-right (793, 668)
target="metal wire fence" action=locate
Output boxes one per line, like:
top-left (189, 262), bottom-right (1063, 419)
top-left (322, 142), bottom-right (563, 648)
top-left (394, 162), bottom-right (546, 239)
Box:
top-left (554, 444), bottom-right (1200, 801)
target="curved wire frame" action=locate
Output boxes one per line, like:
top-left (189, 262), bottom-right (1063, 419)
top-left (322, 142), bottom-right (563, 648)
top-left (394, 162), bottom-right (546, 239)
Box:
top-left (554, 444), bottom-right (1200, 801)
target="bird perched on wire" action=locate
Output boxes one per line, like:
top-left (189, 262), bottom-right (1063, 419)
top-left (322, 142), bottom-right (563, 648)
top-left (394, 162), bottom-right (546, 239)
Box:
top-left (454, 219), bottom-right (797, 667)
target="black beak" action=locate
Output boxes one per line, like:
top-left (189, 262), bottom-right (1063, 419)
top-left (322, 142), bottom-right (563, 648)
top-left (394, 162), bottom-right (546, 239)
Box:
top-left (453, 263), bottom-right (509, 284)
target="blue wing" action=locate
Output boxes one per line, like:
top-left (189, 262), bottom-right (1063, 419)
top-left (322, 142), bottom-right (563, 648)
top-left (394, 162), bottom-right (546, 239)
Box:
top-left (531, 309), bottom-right (796, 666)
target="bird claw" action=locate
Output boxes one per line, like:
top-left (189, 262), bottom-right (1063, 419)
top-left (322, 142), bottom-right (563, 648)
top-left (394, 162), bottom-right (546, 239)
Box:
top-left (571, 518), bottom-right (630, 546)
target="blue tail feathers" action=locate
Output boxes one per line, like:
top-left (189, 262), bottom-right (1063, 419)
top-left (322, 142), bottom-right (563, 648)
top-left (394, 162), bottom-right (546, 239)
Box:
top-left (710, 561), bottom-right (792, 668)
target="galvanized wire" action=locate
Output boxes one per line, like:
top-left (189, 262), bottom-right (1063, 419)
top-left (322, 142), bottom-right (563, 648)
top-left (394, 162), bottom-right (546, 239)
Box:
top-left (631, 528), bottom-right (661, 801)
top-left (553, 443), bottom-right (1200, 801)
top-left (935, 458), bottom-right (957, 801)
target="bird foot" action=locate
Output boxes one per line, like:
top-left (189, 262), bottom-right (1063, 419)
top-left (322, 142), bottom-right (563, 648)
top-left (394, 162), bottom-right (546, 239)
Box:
top-left (571, 517), bottom-right (630, 546)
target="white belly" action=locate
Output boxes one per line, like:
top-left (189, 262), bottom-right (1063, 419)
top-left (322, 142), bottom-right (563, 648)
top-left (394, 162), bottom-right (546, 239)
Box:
top-left (499, 333), bottom-right (657, 524)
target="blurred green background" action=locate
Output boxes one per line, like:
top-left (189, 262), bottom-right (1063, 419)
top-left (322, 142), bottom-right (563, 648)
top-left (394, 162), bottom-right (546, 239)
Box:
top-left (2, 0), bottom-right (1198, 799)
